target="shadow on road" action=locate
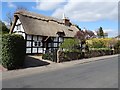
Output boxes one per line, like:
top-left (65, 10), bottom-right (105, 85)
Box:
top-left (23, 56), bottom-right (50, 68)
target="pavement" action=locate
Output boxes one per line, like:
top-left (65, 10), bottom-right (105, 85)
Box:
top-left (2, 54), bottom-right (118, 88)
top-left (2, 54), bottom-right (119, 80)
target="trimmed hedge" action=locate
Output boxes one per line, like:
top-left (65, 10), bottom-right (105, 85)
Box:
top-left (84, 49), bottom-right (113, 58)
top-left (2, 34), bottom-right (26, 70)
top-left (58, 51), bottom-right (82, 62)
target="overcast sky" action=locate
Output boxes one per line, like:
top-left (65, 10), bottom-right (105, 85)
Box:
top-left (1, 0), bottom-right (119, 37)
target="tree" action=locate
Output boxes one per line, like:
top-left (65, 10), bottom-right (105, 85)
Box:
top-left (60, 38), bottom-right (80, 52)
top-left (5, 6), bottom-right (28, 28)
top-left (6, 12), bottom-right (13, 27)
top-left (97, 27), bottom-right (104, 38)
top-left (0, 20), bottom-right (9, 34)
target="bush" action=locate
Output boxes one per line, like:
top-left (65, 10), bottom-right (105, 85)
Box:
top-left (60, 38), bottom-right (80, 52)
top-left (42, 53), bottom-right (53, 61)
top-left (59, 51), bottom-right (82, 62)
top-left (86, 38), bottom-right (117, 48)
top-left (84, 49), bottom-right (113, 58)
top-left (114, 40), bottom-right (120, 54)
top-left (2, 34), bottom-right (26, 70)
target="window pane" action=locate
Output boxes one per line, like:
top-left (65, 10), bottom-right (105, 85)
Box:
top-left (38, 42), bottom-right (41, 46)
top-left (33, 36), bottom-right (37, 41)
top-left (48, 43), bottom-right (51, 47)
top-left (26, 48), bottom-right (31, 53)
top-left (33, 41), bottom-right (38, 47)
top-left (26, 41), bottom-right (31, 47)
top-left (54, 43), bottom-right (58, 47)
top-left (53, 37), bottom-right (58, 42)
top-left (27, 35), bottom-right (32, 40)
top-left (59, 37), bottom-right (63, 42)
top-left (38, 48), bottom-right (43, 53)
top-left (18, 25), bottom-right (21, 30)
top-left (38, 36), bottom-right (42, 41)
top-left (32, 48), bottom-right (37, 53)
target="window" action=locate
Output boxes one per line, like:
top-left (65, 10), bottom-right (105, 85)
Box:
top-left (27, 35), bottom-right (32, 40)
top-left (54, 43), bottom-right (58, 47)
top-left (26, 41), bottom-right (31, 47)
top-left (33, 41), bottom-right (42, 47)
top-left (26, 48), bottom-right (31, 53)
top-left (38, 36), bottom-right (42, 41)
top-left (32, 48), bottom-right (37, 53)
top-left (48, 43), bottom-right (51, 47)
top-left (59, 37), bottom-right (63, 42)
top-left (34, 41), bottom-right (38, 46)
top-left (17, 25), bottom-right (21, 30)
top-left (38, 48), bottom-right (43, 53)
top-left (33, 36), bottom-right (37, 41)
top-left (53, 37), bottom-right (58, 42)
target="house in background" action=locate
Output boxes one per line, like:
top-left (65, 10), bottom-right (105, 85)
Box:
top-left (10, 11), bottom-right (80, 54)
top-left (115, 35), bottom-right (120, 40)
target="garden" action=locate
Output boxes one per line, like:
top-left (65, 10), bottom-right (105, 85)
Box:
top-left (43, 38), bottom-right (120, 63)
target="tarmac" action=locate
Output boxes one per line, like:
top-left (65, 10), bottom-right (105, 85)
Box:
top-left (1, 54), bottom-right (119, 80)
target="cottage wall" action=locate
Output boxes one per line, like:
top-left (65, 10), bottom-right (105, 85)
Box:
top-left (13, 19), bottom-right (25, 39)
top-left (13, 19), bottom-right (64, 54)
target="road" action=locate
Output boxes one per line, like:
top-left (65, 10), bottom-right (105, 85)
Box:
top-left (2, 56), bottom-right (118, 88)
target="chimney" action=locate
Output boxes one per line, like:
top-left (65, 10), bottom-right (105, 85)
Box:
top-left (62, 13), bottom-right (71, 26)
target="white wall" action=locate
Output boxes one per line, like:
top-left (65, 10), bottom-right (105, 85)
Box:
top-left (13, 19), bottom-right (25, 39)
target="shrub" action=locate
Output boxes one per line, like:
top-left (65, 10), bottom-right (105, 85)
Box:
top-left (42, 49), bottom-right (57, 62)
top-left (2, 34), bottom-right (26, 70)
top-left (60, 38), bottom-right (80, 52)
top-left (42, 53), bottom-right (53, 61)
top-left (86, 38), bottom-right (117, 48)
top-left (114, 40), bottom-right (120, 54)
top-left (84, 49), bottom-right (113, 58)
top-left (59, 51), bottom-right (82, 62)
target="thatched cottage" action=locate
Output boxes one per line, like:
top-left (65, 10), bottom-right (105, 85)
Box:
top-left (10, 11), bottom-right (80, 54)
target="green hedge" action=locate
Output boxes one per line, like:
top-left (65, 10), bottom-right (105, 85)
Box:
top-left (84, 49), bottom-right (113, 58)
top-left (2, 34), bottom-right (26, 70)
top-left (59, 51), bottom-right (82, 62)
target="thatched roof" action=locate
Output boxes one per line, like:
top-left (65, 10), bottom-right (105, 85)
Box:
top-left (10, 11), bottom-right (79, 37)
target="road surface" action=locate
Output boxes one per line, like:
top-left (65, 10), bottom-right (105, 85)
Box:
top-left (2, 56), bottom-right (118, 88)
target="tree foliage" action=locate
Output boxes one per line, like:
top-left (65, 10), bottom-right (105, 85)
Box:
top-left (0, 20), bottom-right (9, 34)
top-left (60, 38), bottom-right (80, 52)
top-left (97, 27), bottom-right (104, 38)
top-left (5, 6), bottom-right (28, 27)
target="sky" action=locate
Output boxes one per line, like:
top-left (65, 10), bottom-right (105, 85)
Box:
top-left (1, 0), bottom-right (119, 37)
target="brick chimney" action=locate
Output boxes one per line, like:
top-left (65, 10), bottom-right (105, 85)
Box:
top-left (62, 13), bottom-right (71, 26)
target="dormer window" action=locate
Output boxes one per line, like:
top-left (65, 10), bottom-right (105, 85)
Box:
top-left (56, 31), bottom-right (65, 37)
top-left (68, 29), bottom-right (73, 31)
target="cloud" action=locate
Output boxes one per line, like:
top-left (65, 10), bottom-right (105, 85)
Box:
top-left (52, 1), bottom-right (118, 22)
top-left (34, 0), bottom-right (67, 11)
top-left (7, 2), bottom-right (16, 8)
